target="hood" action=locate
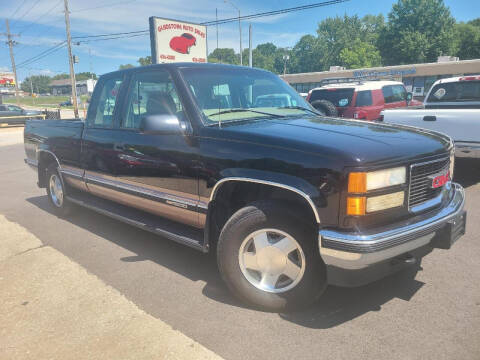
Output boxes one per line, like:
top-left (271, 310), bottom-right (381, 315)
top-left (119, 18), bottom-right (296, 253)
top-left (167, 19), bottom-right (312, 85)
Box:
top-left (208, 116), bottom-right (451, 167)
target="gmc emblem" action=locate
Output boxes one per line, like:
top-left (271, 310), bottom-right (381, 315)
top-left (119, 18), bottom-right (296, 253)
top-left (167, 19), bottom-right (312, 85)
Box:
top-left (429, 171), bottom-right (450, 189)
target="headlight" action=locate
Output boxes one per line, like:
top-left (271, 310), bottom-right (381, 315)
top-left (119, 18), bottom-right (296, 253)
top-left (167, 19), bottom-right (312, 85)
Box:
top-left (348, 167), bottom-right (406, 192)
top-left (347, 167), bottom-right (407, 215)
top-left (366, 191), bottom-right (405, 213)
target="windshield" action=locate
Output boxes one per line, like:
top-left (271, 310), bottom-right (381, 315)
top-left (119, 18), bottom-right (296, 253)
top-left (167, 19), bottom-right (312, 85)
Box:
top-left (180, 67), bottom-right (315, 125)
top-left (309, 88), bottom-right (354, 107)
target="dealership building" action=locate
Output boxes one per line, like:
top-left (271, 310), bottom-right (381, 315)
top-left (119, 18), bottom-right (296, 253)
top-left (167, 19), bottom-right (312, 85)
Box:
top-left (281, 58), bottom-right (480, 98)
top-left (50, 78), bottom-right (97, 96)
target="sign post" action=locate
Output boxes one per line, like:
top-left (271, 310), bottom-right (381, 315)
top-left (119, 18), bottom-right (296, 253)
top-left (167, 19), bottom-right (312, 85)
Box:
top-left (149, 17), bottom-right (207, 64)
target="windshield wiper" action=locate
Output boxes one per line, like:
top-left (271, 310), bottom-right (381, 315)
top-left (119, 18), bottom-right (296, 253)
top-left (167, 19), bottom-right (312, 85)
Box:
top-left (208, 108), bottom-right (286, 118)
top-left (276, 105), bottom-right (321, 115)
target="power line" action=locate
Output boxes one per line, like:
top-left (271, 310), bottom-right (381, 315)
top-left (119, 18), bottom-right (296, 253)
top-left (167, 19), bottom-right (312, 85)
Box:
top-left (9, 0), bottom-right (29, 19)
top-left (202, 0), bottom-right (349, 25)
top-left (72, 29), bottom-right (149, 40)
top-left (11, 0), bottom-right (44, 28)
top-left (71, 0), bottom-right (349, 41)
top-left (75, 33), bottom-right (148, 44)
top-left (71, 0), bottom-right (139, 13)
top-left (16, 41), bottom-right (66, 68)
top-left (17, 0), bottom-right (63, 35)
top-left (11, 0), bottom-right (349, 66)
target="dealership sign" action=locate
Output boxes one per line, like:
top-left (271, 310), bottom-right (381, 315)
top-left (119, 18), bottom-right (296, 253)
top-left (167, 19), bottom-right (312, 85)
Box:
top-left (353, 67), bottom-right (416, 79)
top-left (149, 17), bottom-right (207, 64)
top-left (0, 72), bottom-right (15, 87)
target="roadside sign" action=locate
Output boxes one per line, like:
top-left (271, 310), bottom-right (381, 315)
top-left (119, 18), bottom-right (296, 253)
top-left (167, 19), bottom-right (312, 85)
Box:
top-left (149, 17), bottom-right (207, 64)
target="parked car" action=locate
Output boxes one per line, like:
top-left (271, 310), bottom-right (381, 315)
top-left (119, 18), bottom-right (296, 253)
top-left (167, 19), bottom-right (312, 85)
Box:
top-left (306, 79), bottom-right (422, 120)
top-left (0, 104), bottom-right (42, 124)
top-left (59, 100), bottom-right (72, 107)
top-left (169, 33), bottom-right (196, 54)
top-left (381, 75), bottom-right (480, 159)
top-left (24, 63), bottom-right (465, 311)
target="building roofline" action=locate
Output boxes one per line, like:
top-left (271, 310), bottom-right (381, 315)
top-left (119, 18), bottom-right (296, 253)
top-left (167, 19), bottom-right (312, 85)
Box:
top-left (281, 58), bottom-right (480, 80)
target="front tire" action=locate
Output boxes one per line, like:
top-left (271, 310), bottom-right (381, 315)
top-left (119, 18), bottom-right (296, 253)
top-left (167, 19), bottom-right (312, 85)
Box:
top-left (217, 201), bottom-right (327, 311)
top-left (46, 163), bottom-right (72, 217)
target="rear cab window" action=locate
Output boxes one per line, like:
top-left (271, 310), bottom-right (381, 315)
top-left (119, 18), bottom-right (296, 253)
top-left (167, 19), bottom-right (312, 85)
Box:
top-left (87, 75), bottom-right (124, 128)
top-left (427, 81), bottom-right (480, 104)
top-left (309, 88), bottom-right (354, 107)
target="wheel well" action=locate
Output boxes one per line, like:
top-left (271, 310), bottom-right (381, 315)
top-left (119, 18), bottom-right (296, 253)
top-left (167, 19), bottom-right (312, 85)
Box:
top-left (37, 152), bottom-right (59, 188)
top-left (207, 181), bottom-right (318, 249)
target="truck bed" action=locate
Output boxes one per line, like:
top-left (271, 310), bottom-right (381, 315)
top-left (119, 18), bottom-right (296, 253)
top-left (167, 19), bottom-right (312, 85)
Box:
top-left (24, 119), bottom-right (84, 164)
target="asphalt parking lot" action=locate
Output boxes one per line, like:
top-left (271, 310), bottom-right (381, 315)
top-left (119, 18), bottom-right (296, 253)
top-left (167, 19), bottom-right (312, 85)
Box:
top-left (1, 127), bottom-right (479, 360)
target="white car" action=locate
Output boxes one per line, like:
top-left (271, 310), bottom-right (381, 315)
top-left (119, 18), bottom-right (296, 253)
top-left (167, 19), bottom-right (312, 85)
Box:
top-left (381, 75), bottom-right (480, 159)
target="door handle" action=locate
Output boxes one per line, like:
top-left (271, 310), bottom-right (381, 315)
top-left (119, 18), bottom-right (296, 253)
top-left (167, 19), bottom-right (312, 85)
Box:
top-left (423, 115), bottom-right (436, 121)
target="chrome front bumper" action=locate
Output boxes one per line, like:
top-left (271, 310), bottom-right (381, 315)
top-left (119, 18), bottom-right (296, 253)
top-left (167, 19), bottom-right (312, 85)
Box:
top-left (319, 183), bottom-right (465, 270)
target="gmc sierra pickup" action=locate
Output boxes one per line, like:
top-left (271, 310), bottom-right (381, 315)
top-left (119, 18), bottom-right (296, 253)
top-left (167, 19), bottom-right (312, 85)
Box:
top-left (24, 63), bottom-right (466, 311)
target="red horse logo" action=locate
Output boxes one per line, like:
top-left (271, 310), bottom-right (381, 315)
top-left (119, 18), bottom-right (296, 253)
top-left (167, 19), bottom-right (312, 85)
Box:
top-left (169, 33), bottom-right (197, 54)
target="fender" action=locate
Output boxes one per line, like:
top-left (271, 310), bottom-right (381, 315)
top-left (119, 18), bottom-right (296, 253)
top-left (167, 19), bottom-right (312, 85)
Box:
top-left (208, 168), bottom-right (324, 224)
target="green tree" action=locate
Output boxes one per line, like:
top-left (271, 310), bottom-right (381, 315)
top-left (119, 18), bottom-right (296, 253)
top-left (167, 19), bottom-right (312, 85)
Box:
top-left (455, 22), bottom-right (480, 60)
top-left (52, 73), bottom-right (69, 80)
top-left (468, 18), bottom-right (480, 27)
top-left (20, 75), bottom-right (51, 94)
top-left (119, 64), bottom-right (135, 70)
top-left (378, 0), bottom-right (456, 65)
top-left (207, 48), bottom-right (239, 64)
top-left (138, 56), bottom-right (152, 66)
top-left (290, 35), bottom-right (326, 73)
top-left (316, 14), bottom-right (384, 68)
top-left (76, 72), bottom-right (97, 80)
top-left (339, 40), bottom-right (382, 69)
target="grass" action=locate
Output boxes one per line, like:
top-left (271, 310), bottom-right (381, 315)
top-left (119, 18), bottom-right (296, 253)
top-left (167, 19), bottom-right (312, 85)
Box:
top-left (4, 95), bottom-right (89, 109)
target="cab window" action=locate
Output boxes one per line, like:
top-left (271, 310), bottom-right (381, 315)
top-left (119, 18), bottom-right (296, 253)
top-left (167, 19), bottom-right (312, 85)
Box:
top-left (122, 70), bottom-right (183, 129)
top-left (87, 76), bottom-right (124, 128)
top-left (382, 85), bottom-right (407, 103)
top-left (355, 90), bottom-right (372, 106)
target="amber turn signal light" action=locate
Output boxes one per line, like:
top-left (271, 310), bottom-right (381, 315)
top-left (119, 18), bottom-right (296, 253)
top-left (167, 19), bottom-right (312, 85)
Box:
top-left (347, 196), bottom-right (366, 216)
top-left (348, 172), bottom-right (367, 193)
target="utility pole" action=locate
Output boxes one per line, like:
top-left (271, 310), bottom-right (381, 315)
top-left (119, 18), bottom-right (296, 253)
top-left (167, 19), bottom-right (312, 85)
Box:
top-left (63, 0), bottom-right (79, 118)
top-left (249, 24), bottom-right (252, 68)
top-left (2, 20), bottom-right (20, 104)
top-left (216, 8), bottom-right (219, 51)
top-left (224, 0), bottom-right (242, 65)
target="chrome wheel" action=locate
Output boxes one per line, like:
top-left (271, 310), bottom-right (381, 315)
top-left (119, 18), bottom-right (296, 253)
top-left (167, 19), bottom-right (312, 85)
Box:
top-left (49, 173), bottom-right (63, 207)
top-left (239, 229), bottom-right (306, 293)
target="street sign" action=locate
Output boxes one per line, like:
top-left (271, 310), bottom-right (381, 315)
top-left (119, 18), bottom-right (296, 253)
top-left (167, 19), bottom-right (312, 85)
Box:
top-left (149, 17), bottom-right (207, 64)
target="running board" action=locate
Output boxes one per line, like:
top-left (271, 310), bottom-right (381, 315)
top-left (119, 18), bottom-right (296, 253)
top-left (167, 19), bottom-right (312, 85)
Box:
top-left (66, 192), bottom-right (205, 252)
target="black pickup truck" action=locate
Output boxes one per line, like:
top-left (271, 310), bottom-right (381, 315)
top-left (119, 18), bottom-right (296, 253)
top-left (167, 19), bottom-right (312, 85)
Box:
top-left (24, 63), bottom-right (466, 311)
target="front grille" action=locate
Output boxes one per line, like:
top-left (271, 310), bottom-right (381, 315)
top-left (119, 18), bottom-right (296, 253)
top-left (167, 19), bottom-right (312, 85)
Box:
top-left (409, 157), bottom-right (449, 208)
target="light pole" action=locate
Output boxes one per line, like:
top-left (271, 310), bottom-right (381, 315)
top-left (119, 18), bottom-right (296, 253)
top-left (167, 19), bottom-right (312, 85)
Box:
top-left (283, 55), bottom-right (290, 76)
top-left (224, 0), bottom-right (242, 66)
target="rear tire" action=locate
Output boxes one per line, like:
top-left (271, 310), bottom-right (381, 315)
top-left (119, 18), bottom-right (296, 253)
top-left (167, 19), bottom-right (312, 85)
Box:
top-left (46, 163), bottom-right (72, 217)
top-left (217, 201), bottom-right (327, 312)
top-left (310, 99), bottom-right (338, 117)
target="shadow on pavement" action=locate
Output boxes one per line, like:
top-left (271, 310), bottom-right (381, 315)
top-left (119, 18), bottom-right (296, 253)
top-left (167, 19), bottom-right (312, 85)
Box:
top-left (23, 195), bottom-right (426, 329)
top-left (453, 159), bottom-right (480, 189)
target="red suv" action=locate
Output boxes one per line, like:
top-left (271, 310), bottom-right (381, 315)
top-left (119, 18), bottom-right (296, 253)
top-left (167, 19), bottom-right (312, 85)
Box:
top-left (306, 79), bottom-right (422, 120)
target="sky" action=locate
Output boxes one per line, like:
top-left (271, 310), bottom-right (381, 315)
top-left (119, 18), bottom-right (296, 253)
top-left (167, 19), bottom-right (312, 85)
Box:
top-left (0, 0), bottom-right (479, 82)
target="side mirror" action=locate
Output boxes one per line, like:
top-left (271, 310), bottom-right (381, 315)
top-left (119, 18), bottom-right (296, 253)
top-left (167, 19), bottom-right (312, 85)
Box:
top-left (406, 92), bottom-right (413, 104)
top-left (140, 114), bottom-right (185, 134)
